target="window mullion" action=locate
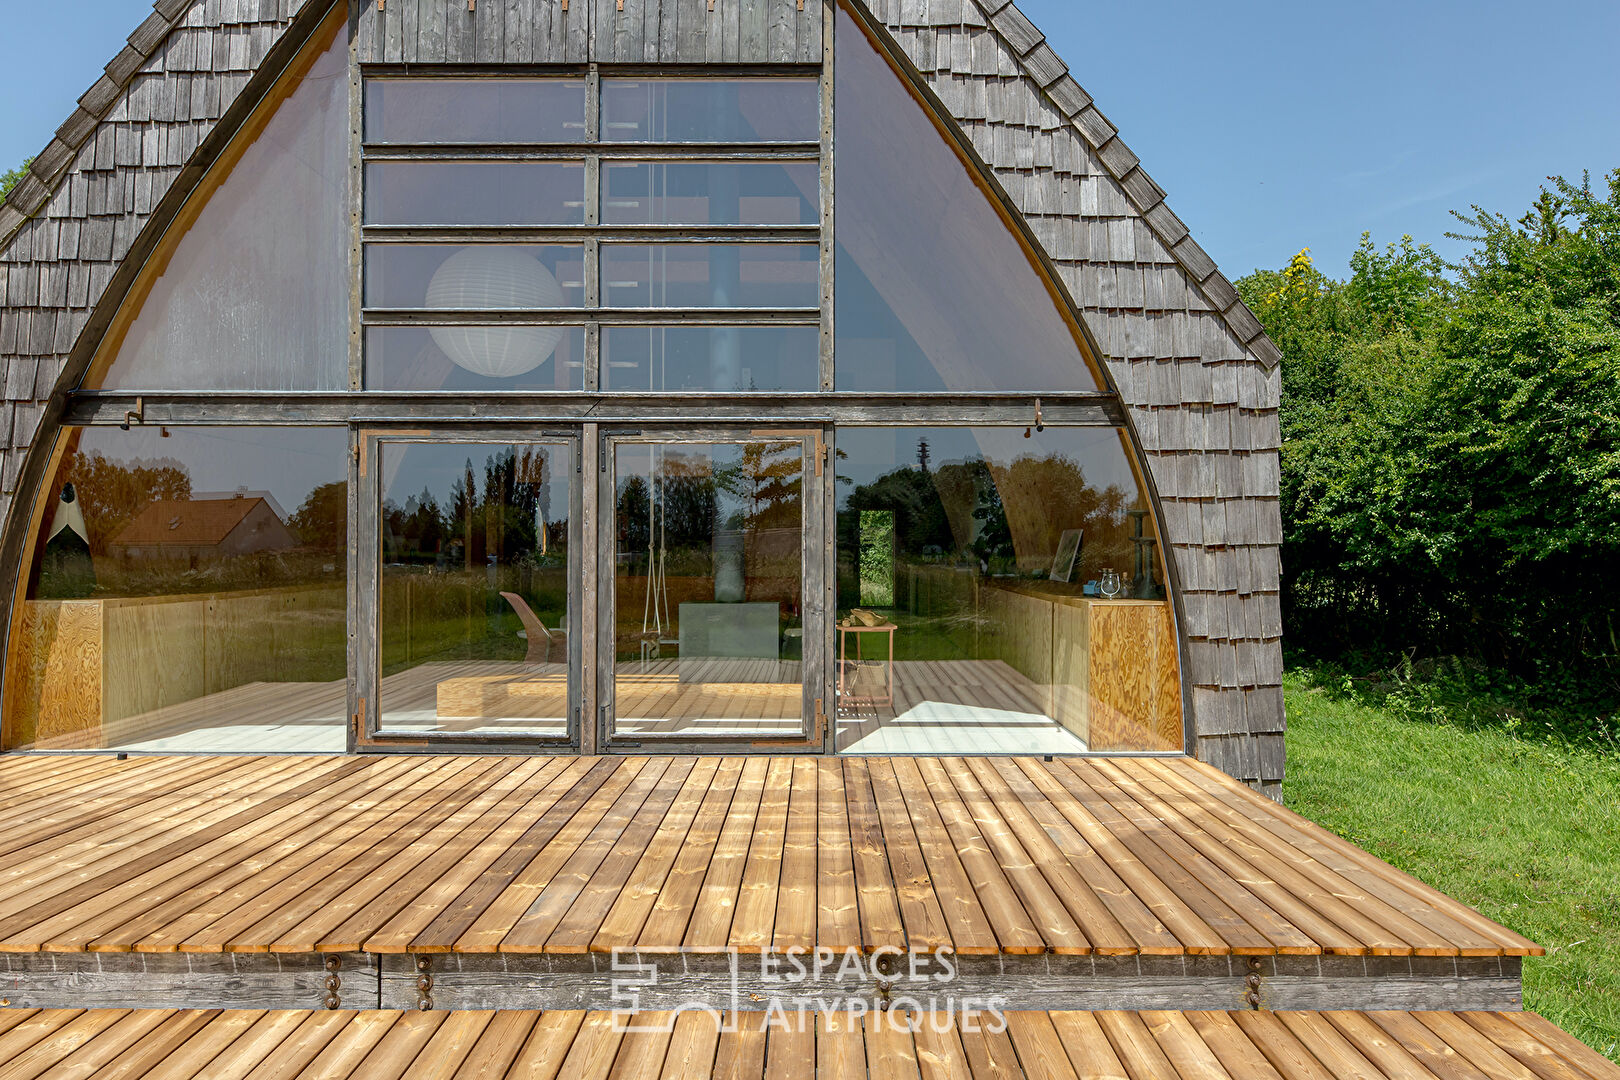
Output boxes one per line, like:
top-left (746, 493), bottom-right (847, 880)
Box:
top-left (585, 65), bottom-right (602, 392)
top-left (819, 0), bottom-right (835, 393)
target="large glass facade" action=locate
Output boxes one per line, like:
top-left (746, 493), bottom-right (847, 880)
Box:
top-left (5, 428), bottom-right (349, 752)
top-left (10, 26), bottom-right (1186, 758)
top-left (834, 428), bottom-right (1181, 754)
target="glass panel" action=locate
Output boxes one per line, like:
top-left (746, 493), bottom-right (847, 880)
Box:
top-left (366, 325), bottom-right (585, 391)
top-left (364, 162), bottom-right (586, 226)
top-left (365, 245), bottom-right (586, 310)
top-left (612, 440), bottom-right (805, 738)
top-left (601, 78), bottom-right (819, 143)
top-left (834, 427), bottom-right (1181, 754)
top-left (365, 78), bottom-right (588, 144)
top-left (91, 20), bottom-right (350, 391)
top-left (4, 427), bottom-right (349, 752)
top-left (601, 244), bottom-right (819, 308)
top-left (602, 326), bottom-right (820, 392)
top-left (601, 161), bottom-right (819, 225)
top-left (834, 10), bottom-right (1102, 393)
top-left (379, 442), bottom-right (573, 738)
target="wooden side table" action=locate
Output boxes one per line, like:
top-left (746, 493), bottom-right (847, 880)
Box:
top-left (838, 622), bottom-right (896, 710)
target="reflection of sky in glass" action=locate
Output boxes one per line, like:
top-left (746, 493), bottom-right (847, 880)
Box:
top-left (835, 427), bottom-right (1141, 510)
top-left (75, 427), bottom-right (347, 518)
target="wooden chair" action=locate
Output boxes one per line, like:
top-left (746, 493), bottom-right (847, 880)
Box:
top-left (500, 592), bottom-right (565, 665)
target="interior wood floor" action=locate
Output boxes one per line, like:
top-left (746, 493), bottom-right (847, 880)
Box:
top-left (85, 659), bottom-right (1086, 753)
top-left (837, 659), bottom-right (1088, 755)
top-left (0, 753), bottom-right (1540, 958)
top-left (0, 1007), bottom-right (1613, 1080)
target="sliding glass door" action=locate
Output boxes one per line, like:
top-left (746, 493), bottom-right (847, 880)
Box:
top-left (598, 429), bottom-right (826, 749)
top-left (358, 431), bottom-right (581, 748)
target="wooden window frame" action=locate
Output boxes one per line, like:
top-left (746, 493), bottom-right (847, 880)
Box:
top-left (594, 425), bottom-right (829, 754)
top-left (355, 427), bottom-right (585, 751)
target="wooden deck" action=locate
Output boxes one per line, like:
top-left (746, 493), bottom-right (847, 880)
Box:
top-left (0, 754), bottom-right (1538, 958)
top-left (0, 1008), bottom-right (1614, 1080)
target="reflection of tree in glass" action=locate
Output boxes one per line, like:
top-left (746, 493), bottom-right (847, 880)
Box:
top-left (384, 446), bottom-right (560, 568)
top-left (291, 480), bottom-right (347, 552)
top-left (843, 451), bottom-right (1135, 577)
top-left (988, 452), bottom-right (1131, 574)
top-left (715, 441), bottom-right (802, 531)
top-left (60, 451), bottom-right (191, 555)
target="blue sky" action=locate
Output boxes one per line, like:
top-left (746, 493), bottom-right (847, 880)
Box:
top-left (3, 0), bottom-right (1617, 279)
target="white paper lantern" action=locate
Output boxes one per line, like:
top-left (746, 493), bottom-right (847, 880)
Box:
top-left (426, 248), bottom-right (566, 378)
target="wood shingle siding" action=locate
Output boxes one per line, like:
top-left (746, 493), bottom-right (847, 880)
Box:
top-left (0, 0), bottom-right (1286, 790)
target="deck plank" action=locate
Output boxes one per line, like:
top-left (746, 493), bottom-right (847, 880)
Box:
top-left (867, 758), bottom-right (954, 952)
top-left (636, 758), bottom-right (745, 950)
top-left (585, 758), bottom-right (722, 954)
top-left (816, 757), bottom-right (861, 951)
top-left (770, 757), bottom-right (819, 954)
top-left (728, 758), bottom-right (793, 951)
top-left (363, 757), bottom-right (597, 953)
top-left (843, 757), bottom-right (907, 952)
top-left (938, 757), bottom-right (1088, 953)
top-left (1073, 759), bottom-right (1321, 954)
top-left (912, 757), bottom-right (1045, 954)
top-left (504, 759), bottom-right (688, 952)
top-left (407, 758), bottom-right (624, 953)
top-left (887, 757), bottom-right (1000, 955)
top-left (685, 758), bottom-right (771, 950)
top-left (460, 758), bottom-right (661, 954)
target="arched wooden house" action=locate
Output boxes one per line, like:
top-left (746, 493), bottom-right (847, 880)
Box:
top-left (0, 3), bottom-right (1600, 1078)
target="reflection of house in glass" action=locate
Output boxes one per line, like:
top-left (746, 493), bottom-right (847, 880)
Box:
top-left (107, 493), bottom-right (298, 564)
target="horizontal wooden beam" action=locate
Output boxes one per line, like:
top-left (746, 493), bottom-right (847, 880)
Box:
top-left (362, 225), bottom-right (821, 243)
top-left (363, 142), bottom-right (821, 160)
top-left (361, 307), bottom-right (821, 325)
top-left (386, 952), bottom-right (1518, 1012)
top-left (0, 952), bottom-right (377, 1012)
top-left (0, 950), bottom-right (1522, 1013)
top-left (63, 392), bottom-right (1125, 426)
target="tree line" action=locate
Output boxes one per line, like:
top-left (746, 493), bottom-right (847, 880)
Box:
top-left (1238, 170), bottom-right (1620, 719)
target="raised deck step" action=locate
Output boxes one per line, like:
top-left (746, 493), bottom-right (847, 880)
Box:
top-left (0, 1008), bottom-right (1614, 1080)
top-left (0, 754), bottom-right (1540, 959)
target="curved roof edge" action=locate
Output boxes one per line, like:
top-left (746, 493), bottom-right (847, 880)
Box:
top-left (0, 0), bottom-right (204, 243)
top-left (912, 0), bottom-right (1278, 369)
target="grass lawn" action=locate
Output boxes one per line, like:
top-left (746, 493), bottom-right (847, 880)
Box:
top-left (1283, 670), bottom-right (1620, 1062)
